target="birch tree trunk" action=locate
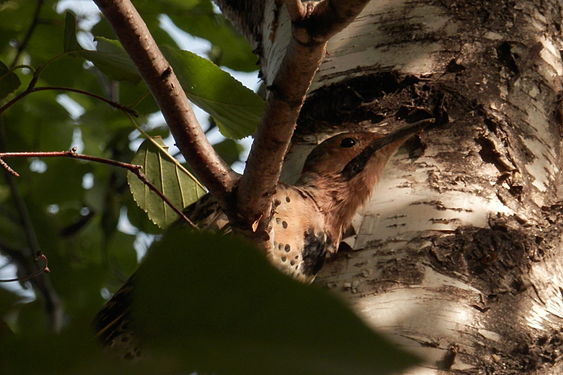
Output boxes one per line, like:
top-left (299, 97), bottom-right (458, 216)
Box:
top-left (221, 0), bottom-right (562, 373)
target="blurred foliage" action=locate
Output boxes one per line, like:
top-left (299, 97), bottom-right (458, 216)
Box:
top-left (0, 1), bottom-right (417, 374)
top-left (0, 0), bottom-right (250, 348)
top-left (132, 230), bottom-right (418, 375)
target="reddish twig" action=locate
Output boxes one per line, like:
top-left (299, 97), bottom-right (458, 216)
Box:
top-left (0, 149), bottom-right (197, 228)
top-left (92, 0), bottom-right (237, 204)
top-left (236, 0), bottom-right (371, 233)
top-left (0, 253), bottom-right (50, 283)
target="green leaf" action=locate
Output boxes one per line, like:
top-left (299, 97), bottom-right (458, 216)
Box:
top-left (0, 61), bottom-right (20, 99)
top-left (128, 137), bottom-right (206, 228)
top-left (126, 193), bottom-right (162, 235)
top-left (163, 46), bottom-right (264, 139)
top-left (79, 38), bottom-right (140, 82)
top-left (0, 288), bottom-right (23, 315)
top-left (63, 12), bottom-right (81, 53)
top-left (134, 230), bottom-right (420, 375)
top-left (213, 137), bottom-right (244, 166)
top-left (167, 2), bottom-right (258, 72)
top-left (3, 90), bottom-right (74, 151)
top-left (106, 231), bottom-right (138, 276)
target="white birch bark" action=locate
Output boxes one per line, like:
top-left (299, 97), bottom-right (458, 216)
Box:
top-left (239, 0), bottom-right (563, 373)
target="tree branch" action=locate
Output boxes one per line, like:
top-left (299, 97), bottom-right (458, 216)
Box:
top-left (92, 0), bottom-right (237, 204)
top-left (0, 126), bottom-right (63, 331)
top-left (10, 0), bottom-right (44, 68)
top-left (0, 150), bottom-right (196, 228)
top-left (0, 86), bottom-right (137, 116)
top-left (236, 0), bottom-right (371, 232)
top-left (306, 0), bottom-right (373, 42)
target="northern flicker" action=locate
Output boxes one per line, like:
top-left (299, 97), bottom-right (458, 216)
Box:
top-left (94, 120), bottom-right (433, 359)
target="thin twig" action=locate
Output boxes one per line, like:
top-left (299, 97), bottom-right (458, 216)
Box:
top-left (34, 87), bottom-right (138, 116)
top-left (0, 150), bottom-right (197, 228)
top-left (132, 170), bottom-right (198, 228)
top-left (0, 253), bottom-right (50, 283)
top-left (0, 158), bottom-right (19, 176)
top-left (0, 126), bottom-right (63, 331)
top-left (236, 0), bottom-right (371, 233)
top-left (0, 86), bottom-right (137, 116)
top-left (0, 89), bottom-right (33, 115)
top-left (93, 0), bottom-right (237, 203)
top-left (10, 0), bottom-right (44, 68)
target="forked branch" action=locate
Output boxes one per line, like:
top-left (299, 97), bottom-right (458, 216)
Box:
top-left (92, 0), bottom-right (370, 239)
top-left (236, 0), bottom-right (371, 233)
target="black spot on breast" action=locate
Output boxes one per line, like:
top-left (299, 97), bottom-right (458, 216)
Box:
top-left (302, 230), bottom-right (332, 276)
top-left (284, 244), bottom-right (291, 252)
top-left (286, 196), bottom-right (291, 202)
top-left (282, 221), bottom-right (288, 229)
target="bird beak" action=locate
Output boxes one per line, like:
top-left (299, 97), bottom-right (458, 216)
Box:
top-left (341, 119), bottom-right (433, 179)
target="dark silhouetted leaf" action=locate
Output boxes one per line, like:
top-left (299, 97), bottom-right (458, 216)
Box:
top-left (80, 38), bottom-right (140, 82)
top-left (133, 230), bottom-right (419, 375)
top-left (63, 12), bottom-right (81, 53)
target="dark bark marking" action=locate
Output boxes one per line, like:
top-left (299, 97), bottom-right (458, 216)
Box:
top-left (297, 73), bottom-right (421, 134)
top-left (475, 136), bottom-right (512, 173)
top-left (497, 42), bottom-right (520, 75)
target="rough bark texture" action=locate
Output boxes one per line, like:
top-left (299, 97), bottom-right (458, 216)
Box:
top-left (220, 0), bottom-right (562, 374)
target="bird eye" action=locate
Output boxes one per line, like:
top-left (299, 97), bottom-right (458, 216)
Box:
top-left (340, 138), bottom-right (356, 148)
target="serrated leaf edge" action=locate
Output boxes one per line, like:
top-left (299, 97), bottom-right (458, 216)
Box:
top-left (131, 117), bottom-right (207, 192)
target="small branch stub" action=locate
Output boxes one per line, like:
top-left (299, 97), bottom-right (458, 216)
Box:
top-left (0, 252), bottom-right (49, 283)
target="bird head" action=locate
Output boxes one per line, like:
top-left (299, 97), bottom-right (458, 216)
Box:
top-left (297, 120), bottom-right (431, 234)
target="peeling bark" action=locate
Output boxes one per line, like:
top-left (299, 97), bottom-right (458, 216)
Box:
top-left (221, 0), bottom-right (562, 373)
